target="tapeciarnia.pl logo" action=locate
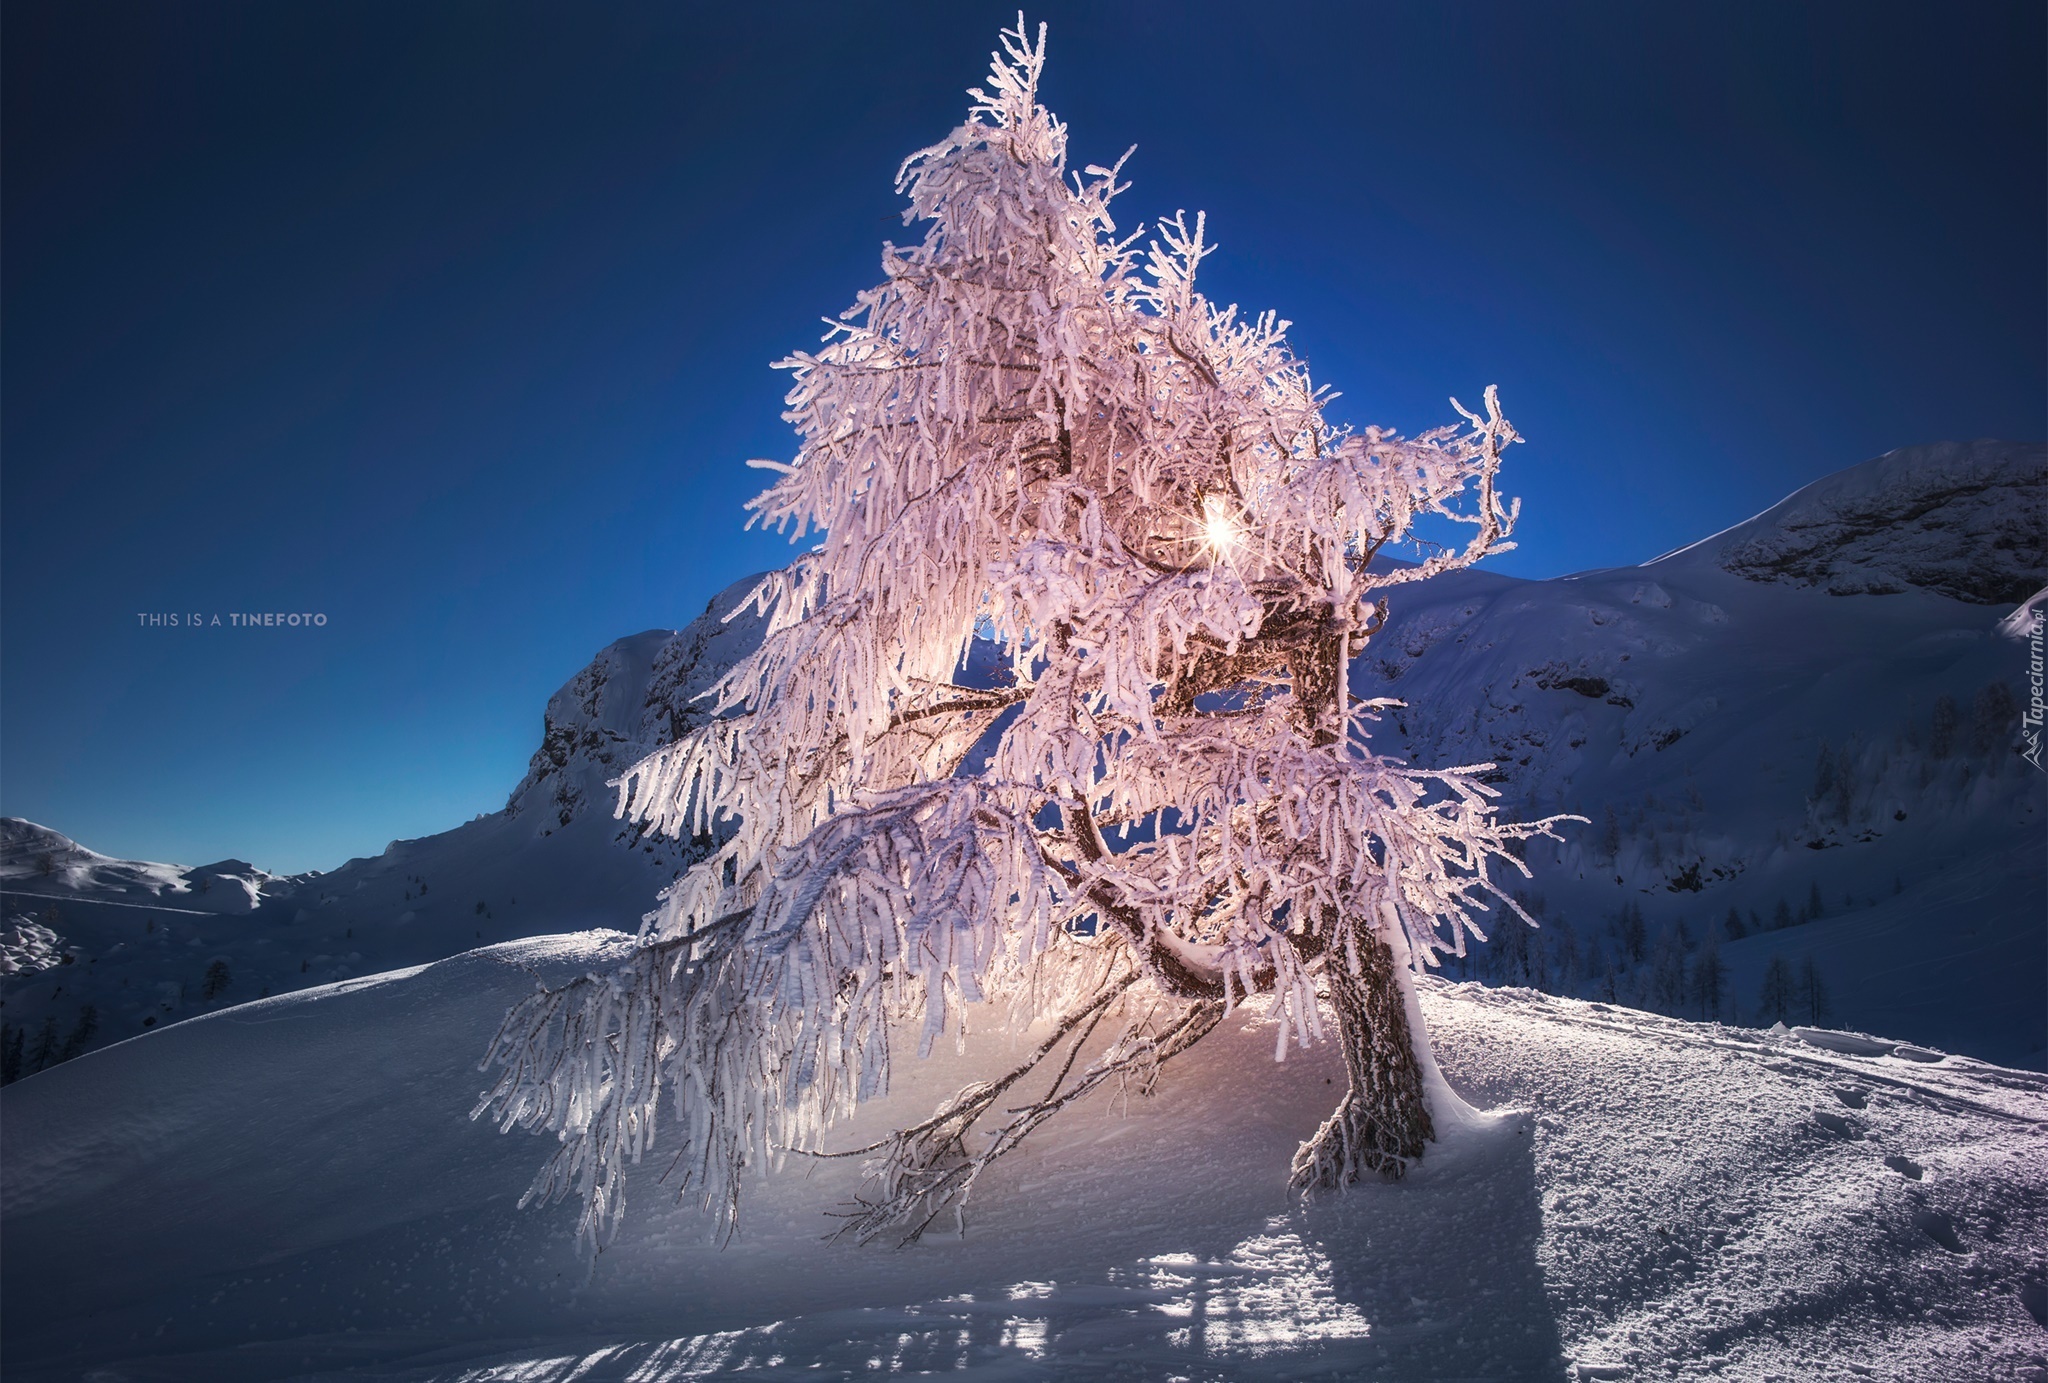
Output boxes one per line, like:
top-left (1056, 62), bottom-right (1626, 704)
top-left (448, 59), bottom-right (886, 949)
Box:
top-left (2021, 602), bottom-right (2045, 772)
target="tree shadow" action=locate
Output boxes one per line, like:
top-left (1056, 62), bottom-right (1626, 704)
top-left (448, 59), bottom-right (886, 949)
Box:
top-left (1294, 1110), bottom-right (1570, 1380)
top-left (302, 1113), bottom-right (1566, 1382)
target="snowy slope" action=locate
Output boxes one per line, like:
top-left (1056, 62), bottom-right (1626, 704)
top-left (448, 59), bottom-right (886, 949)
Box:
top-left (1351, 440), bottom-right (2046, 1068)
top-left (0, 574), bottom-right (770, 1071)
top-left (3, 931), bottom-right (2044, 1382)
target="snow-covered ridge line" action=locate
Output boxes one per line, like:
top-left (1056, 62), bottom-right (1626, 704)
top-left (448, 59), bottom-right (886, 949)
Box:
top-left (1652, 438), bottom-right (2044, 604)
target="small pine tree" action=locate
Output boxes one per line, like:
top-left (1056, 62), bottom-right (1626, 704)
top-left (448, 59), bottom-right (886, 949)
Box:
top-left (1807, 882), bottom-right (1825, 922)
top-left (27, 1016), bottom-right (60, 1072)
top-left (59, 1005), bottom-right (98, 1061)
top-left (1811, 740), bottom-right (1835, 802)
top-left (1972, 680), bottom-right (2018, 756)
top-left (0, 1023), bottom-right (22, 1084)
top-left (1930, 694), bottom-right (1959, 758)
top-left (1614, 901), bottom-right (1648, 964)
top-left (1748, 908), bottom-right (1763, 935)
top-left (1829, 745), bottom-right (1856, 822)
top-left (201, 959), bottom-right (232, 1002)
top-left (1757, 955), bottom-right (1795, 1025)
top-left (1690, 940), bottom-right (1726, 1020)
top-left (1650, 930), bottom-right (1689, 1013)
top-left (1490, 914), bottom-right (1534, 987)
top-left (1723, 905), bottom-right (1747, 940)
top-left (1773, 898), bottom-right (1794, 930)
top-left (1797, 955), bottom-right (1830, 1025)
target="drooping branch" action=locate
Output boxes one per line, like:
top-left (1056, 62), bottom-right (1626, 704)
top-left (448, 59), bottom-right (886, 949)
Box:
top-left (473, 908), bottom-right (755, 1249)
top-left (830, 986), bottom-right (1224, 1245)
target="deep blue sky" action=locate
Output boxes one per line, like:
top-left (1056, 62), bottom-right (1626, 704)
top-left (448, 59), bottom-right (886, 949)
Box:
top-left (4, 2), bottom-right (2042, 874)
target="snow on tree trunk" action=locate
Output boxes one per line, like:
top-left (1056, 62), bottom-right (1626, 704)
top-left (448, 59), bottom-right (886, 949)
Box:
top-left (475, 17), bottom-right (1574, 1248)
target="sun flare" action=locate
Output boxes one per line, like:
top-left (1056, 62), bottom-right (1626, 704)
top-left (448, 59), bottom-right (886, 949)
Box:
top-left (1201, 494), bottom-right (1241, 557)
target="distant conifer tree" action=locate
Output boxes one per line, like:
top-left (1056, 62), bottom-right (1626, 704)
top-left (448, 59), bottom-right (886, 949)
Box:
top-left (59, 1005), bottom-right (98, 1060)
top-left (1797, 955), bottom-right (1830, 1025)
top-left (1757, 956), bottom-right (1795, 1025)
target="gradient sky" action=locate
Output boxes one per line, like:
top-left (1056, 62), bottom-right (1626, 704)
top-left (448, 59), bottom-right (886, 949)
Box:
top-left (4, 1), bottom-right (2042, 874)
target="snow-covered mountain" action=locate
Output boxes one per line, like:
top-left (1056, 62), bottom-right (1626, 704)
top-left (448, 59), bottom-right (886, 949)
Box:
top-left (504, 570), bottom-right (769, 833)
top-left (3, 931), bottom-right (2043, 1381)
top-left (1, 816), bottom-right (285, 914)
top-left (2, 442), bottom-right (2041, 1079)
top-left (0, 572), bottom-right (770, 1076)
top-left (1350, 438), bottom-right (2045, 1068)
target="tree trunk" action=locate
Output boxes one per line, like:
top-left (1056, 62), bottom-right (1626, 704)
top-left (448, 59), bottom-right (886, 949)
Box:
top-left (1283, 626), bottom-right (1435, 1190)
top-left (1288, 921), bottom-right (1434, 1189)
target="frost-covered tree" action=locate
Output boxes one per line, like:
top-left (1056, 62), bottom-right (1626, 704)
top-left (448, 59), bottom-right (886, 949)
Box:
top-left (201, 959), bottom-right (232, 1002)
top-left (477, 18), bottom-right (1568, 1249)
top-left (1756, 955), bottom-right (1795, 1025)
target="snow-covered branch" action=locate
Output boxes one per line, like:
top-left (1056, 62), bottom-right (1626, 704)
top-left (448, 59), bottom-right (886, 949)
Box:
top-left (480, 15), bottom-right (1565, 1246)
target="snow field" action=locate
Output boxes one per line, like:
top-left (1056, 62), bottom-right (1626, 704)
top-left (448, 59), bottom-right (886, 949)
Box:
top-left (4, 935), bottom-right (2042, 1380)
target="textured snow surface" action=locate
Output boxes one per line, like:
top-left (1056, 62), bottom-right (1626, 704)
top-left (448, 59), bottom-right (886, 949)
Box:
top-left (5, 935), bottom-right (2043, 1381)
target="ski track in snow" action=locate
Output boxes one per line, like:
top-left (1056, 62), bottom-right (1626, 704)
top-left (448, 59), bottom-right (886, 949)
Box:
top-left (4, 937), bottom-right (2044, 1382)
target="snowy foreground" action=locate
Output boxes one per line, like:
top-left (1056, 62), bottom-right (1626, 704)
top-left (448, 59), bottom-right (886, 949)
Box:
top-left (5, 934), bottom-right (2044, 1382)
